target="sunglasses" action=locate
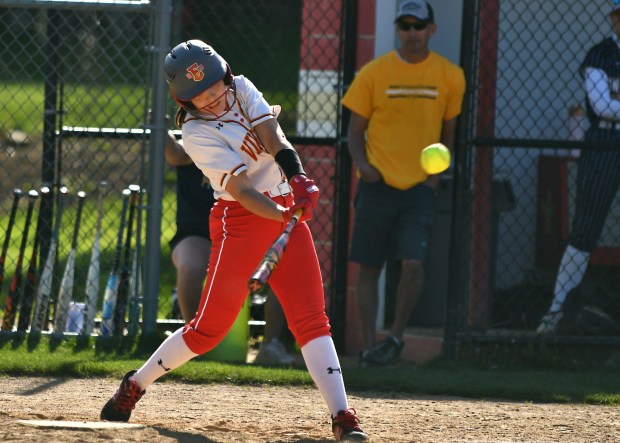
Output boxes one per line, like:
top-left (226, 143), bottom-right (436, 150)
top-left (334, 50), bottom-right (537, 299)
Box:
top-left (397, 21), bottom-right (428, 31)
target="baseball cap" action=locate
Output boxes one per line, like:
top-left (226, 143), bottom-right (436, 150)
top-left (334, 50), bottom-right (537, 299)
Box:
top-left (613, 0), bottom-right (620, 12)
top-left (395, 0), bottom-right (434, 24)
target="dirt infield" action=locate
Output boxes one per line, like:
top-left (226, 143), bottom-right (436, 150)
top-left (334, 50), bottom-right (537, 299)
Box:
top-left (1, 376), bottom-right (619, 442)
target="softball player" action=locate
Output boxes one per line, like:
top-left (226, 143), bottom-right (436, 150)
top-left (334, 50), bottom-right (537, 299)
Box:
top-left (101, 40), bottom-right (368, 441)
top-left (167, 117), bottom-right (296, 365)
top-left (538, 2), bottom-right (620, 334)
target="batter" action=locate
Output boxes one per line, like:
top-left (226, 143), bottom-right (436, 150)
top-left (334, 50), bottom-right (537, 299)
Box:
top-left (100, 40), bottom-right (369, 442)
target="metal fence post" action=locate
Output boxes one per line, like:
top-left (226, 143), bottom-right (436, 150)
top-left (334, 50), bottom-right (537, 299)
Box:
top-left (331, 0), bottom-right (357, 353)
top-left (142, 0), bottom-right (172, 334)
top-left (40, 8), bottom-right (61, 267)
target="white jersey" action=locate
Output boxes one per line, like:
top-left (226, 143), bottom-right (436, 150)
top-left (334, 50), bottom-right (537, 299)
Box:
top-left (181, 75), bottom-right (285, 201)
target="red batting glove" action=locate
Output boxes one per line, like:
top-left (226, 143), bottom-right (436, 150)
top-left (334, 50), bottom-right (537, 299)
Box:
top-left (282, 200), bottom-right (313, 223)
top-left (290, 174), bottom-right (319, 208)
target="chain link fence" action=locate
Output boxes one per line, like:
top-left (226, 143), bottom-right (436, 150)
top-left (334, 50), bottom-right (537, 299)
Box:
top-left (448, 0), bottom-right (620, 356)
top-left (0, 1), bottom-right (153, 335)
top-left (1, 0), bottom-right (617, 360)
top-left (0, 0), bottom-right (348, 341)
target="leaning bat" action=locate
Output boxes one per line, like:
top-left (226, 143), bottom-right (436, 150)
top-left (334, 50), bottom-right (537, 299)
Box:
top-left (53, 191), bottom-right (86, 334)
top-left (17, 186), bottom-right (50, 331)
top-left (31, 186), bottom-right (68, 333)
top-left (1, 189), bottom-right (38, 331)
top-left (113, 184), bottom-right (140, 336)
top-left (100, 189), bottom-right (131, 337)
top-left (0, 188), bottom-right (23, 294)
top-left (127, 185), bottom-right (145, 336)
top-left (127, 246), bottom-right (142, 336)
top-left (83, 181), bottom-right (108, 336)
top-left (247, 209), bottom-right (302, 294)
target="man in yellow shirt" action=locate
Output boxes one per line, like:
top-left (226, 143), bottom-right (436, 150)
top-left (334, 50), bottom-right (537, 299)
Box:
top-left (342, 0), bottom-right (465, 367)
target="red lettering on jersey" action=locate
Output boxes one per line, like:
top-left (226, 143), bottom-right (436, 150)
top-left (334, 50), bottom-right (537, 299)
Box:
top-left (240, 131), bottom-right (266, 161)
top-left (186, 63), bottom-right (205, 82)
top-left (240, 145), bottom-right (257, 161)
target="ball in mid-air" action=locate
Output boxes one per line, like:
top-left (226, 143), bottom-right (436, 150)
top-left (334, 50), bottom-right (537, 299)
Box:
top-left (420, 143), bottom-right (451, 174)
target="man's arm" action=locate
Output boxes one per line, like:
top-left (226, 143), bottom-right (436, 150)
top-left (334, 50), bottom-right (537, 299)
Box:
top-left (347, 111), bottom-right (382, 183)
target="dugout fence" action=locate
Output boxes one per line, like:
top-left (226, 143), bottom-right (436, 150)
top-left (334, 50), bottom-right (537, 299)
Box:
top-left (0, 0), bottom-right (618, 363)
top-left (445, 0), bottom-right (620, 360)
top-left (0, 0), bottom-right (356, 348)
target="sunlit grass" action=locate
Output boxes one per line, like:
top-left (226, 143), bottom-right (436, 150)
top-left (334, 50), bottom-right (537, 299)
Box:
top-left (0, 333), bottom-right (619, 405)
top-left (0, 82), bottom-right (146, 135)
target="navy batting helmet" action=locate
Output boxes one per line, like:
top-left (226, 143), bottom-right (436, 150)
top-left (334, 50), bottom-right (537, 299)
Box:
top-left (164, 40), bottom-right (232, 102)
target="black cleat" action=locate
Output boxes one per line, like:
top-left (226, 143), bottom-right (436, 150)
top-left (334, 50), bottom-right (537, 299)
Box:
top-left (100, 370), bottom-right (145, 422)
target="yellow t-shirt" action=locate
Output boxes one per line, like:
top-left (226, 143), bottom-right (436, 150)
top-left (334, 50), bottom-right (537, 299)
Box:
top-left (342, 50), bottom-right (466, 190)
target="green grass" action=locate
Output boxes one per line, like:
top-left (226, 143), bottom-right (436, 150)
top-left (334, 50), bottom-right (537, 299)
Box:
top-left (0, 333), bottom-right (618, 405)
top-left (0, 84), bottom-right (45, 134)
top-left (0, 83), bottom-right (146, 135)
top-left (0, 82), bottom-right (298, 137)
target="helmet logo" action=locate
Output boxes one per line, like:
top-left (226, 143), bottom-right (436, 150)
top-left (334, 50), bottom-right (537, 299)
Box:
top-left (186, 63), bottom-right (205, 82)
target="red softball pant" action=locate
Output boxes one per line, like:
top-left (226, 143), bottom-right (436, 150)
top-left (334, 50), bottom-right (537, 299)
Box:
top-left (181, 194), bottom-right (331, 354)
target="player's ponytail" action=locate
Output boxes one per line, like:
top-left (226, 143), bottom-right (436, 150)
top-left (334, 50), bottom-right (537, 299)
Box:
top-left (175, 107), bottom-right (188, 128)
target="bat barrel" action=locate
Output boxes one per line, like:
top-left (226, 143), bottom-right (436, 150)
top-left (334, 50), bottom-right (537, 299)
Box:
top-left (246, 211), bottom-right (301, 293)
top-left (17, 186), bottom-right (50, 332)
top-left (71, 191), bottom-right (87, 248)
top-left (52, 190), bottom-right (86, 335)
top-left (1, 190), bottom-right (39, 331)
top-left (114, 185), bottom-right (140, 336)
top-left (0, 188), bottom-right (24, 293)
top-left (30, 187), bottom-right (67, 333)
top-left (83, 183), bottom-right (107, 336)
top-left (1, 188), bottom-right (23, 252)
top-left (100, 189), bottom-right (131, 336)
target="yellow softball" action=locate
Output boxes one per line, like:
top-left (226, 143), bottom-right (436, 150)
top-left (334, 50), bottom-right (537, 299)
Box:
top-left (420, 143), bottom-right (451, 174)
